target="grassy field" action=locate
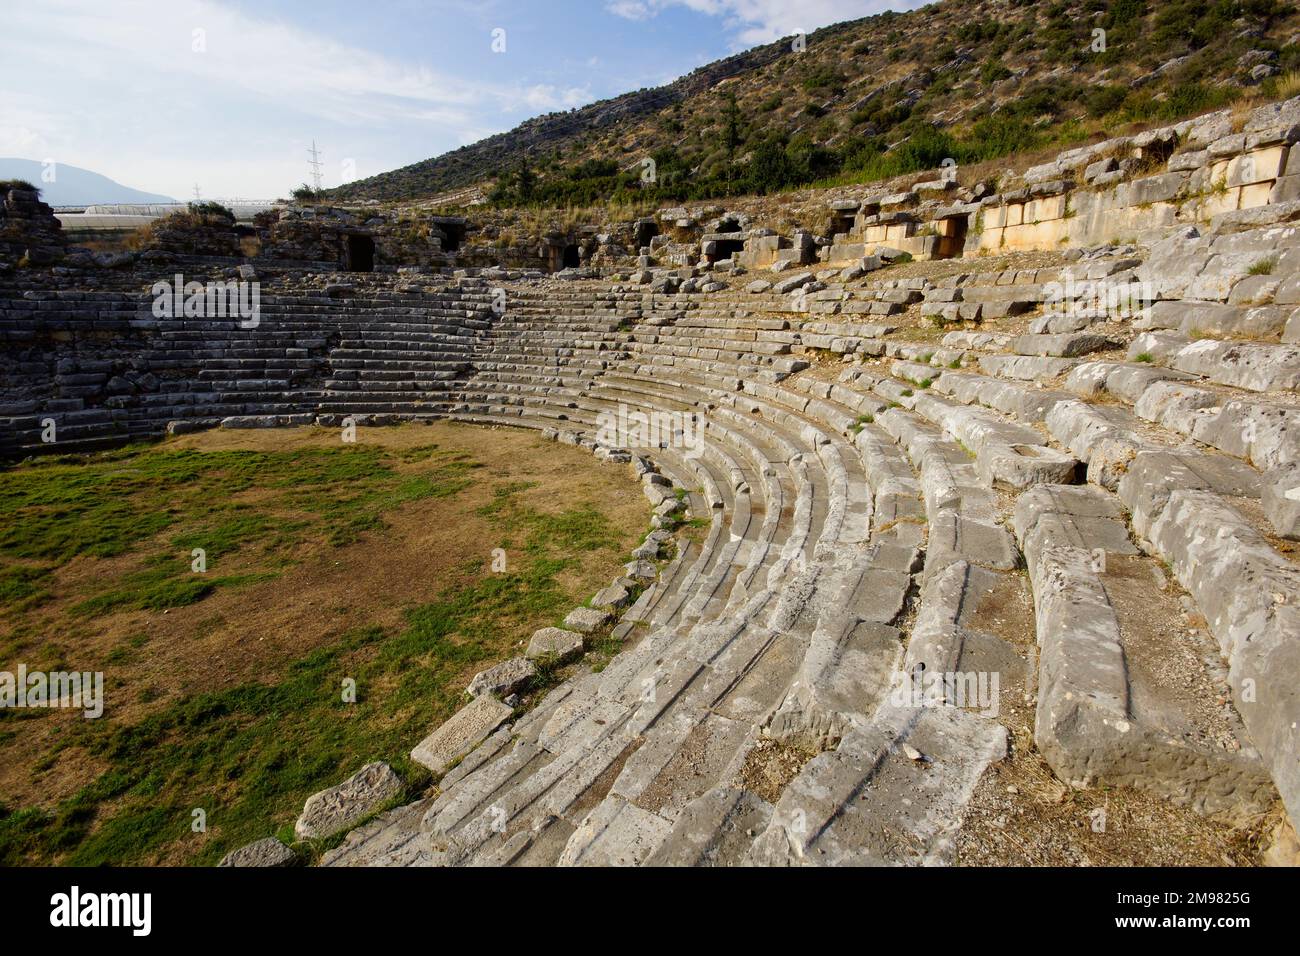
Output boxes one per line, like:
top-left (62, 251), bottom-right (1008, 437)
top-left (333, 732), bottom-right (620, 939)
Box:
top-left (0, 423), bottom-right (647, 865)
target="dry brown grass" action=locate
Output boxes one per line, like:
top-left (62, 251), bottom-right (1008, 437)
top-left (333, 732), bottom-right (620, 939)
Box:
top-left (1276, 71), bottom-right (1300, 102)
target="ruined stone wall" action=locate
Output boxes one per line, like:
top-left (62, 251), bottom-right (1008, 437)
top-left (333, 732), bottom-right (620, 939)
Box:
top-left (0, 186), bottom-right (66, 268)
top-left (255, 206), bottom-right (467, 270)
top-left (140, 210), bottom-right (243, 258)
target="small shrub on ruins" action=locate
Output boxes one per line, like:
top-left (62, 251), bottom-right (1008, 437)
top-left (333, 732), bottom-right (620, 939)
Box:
top-left (1085, 85), bottom-right (1128, 118)
top-left (1135, 352), bottom-right (1155, 363)
top-left (801, 64), bottom-right (846, 93)
top-left (1248, 257), bottom-right (1277, 275)
top-left (184, 201), bottom-right (236, 224)
top-left (0, 179), bottom-right (38, 196)
top-left (291, 184), bottom-right (326, 203)
top-left (981, 58), bottom-right (1012, 84)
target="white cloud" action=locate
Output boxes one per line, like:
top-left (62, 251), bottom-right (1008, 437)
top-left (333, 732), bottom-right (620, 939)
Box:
top-left (0, 126), bottom-right (52, 159)
top-left (607, 0), bottom-right (653, 19)
top-left (606, 0), bottom-right (917, 46)
top-left (0, 0), bottom-right (596, 197)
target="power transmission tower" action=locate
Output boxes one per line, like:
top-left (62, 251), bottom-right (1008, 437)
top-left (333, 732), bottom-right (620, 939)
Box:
top-left (193, 184), bottom-right (202, 202)
top-left (307, 140), bottom-right (324, 191)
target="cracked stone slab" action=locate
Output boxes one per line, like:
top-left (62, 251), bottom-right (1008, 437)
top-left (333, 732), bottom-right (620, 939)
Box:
top-left (295, 761), bottom-right (403, 841)
top-left (411, 695), bottom-right (514, 775)
top-left (467, 656), bottom-right (537, 698)
top-left (526, 626), bottom-right (585, 662)
top-left (217, 837), bottom-right (297, 867)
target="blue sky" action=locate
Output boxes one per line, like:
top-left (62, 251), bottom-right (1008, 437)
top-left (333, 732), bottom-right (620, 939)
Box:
top-left (1, 0), bottom-right (919, 201)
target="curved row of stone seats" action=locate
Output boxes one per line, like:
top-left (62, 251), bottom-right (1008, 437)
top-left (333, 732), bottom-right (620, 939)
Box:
top-left (6, 244), bottom-right (1298, 856)
top-left (0, 284), bottom-right (504, 455)
top-left (1014, 483), bottom-right (1275, 817)
top-left (580, 373), bottom-right (868, 619)
top-left (666, 381), bottom-right (1009, 863)
top-left (570, 381), bottom-right (811, 589)
top-left (1065, 360), bottom-right (1300, 538)
top-left (834, 310), bottom-right (1298, 826)
top-left (322, 325), bottom-right (967, 863)
top-left (328, 497), bottom-right (908, 863)
top-left (789, 360), bottom-right (1279, 824)
top-left (1127, 330), bottom-right (1300, 393)
top-left (447, 384), bottom-right (797, 631)
top-left (332, 316), bottom-right (1055, 868)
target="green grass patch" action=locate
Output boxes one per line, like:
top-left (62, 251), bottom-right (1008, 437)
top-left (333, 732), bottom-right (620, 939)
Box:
top-left (0, 436), bottom-right (635, 866)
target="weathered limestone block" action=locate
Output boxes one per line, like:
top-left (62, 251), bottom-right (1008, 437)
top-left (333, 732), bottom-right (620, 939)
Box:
top-left (1261, 463), bottom-right (1300, 539)
top-left (977, 443), bottom-right (1080, 490)
top-left (525, 626), bottom-right (585, 662)
top-left (1044, 400), bottom-right (1140, 489)
top-left (564, 606), bottom-right (613, 634)
top-left (592, 582), bottom-right (631, 609)
top-left (467, 656), bottom-right (537, 698)
top-left (1127, 330), bottom-right (1190, 364)
top-left (1169, 338), bottom-right (1300, 392)
top-left (559, 795), bottom-right (672, 866)
top-left (1012, 332), bottom-right (1119, 358)
top-left (1187, 398), bottom-right (1300, 470)
top-left (294, 761), bottom-right (403, 841)
top-left (772, 271), bottom-right (814, 293)
top-left (1147, 491), bottom-right (1300, 825)
top-left (1134, 381), bottom-right (1219, 434)
top-left (1013, 485), bottom-right (1138, 567)
top-left (1066, 361), bottom-right (1194, 403)
top-left (411, 695), bottom-right (513, 774)
top-left (1021, 520), bottom-right (1271, 815)
top-left (217, 837), bottom-right (297, 867)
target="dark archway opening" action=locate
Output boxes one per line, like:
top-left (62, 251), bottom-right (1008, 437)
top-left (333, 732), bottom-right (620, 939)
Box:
top-left (829, 212), bottom-right (856, 236)
top-left (634, 220), bottom-right (659, 250)
top-left (936, 216), bottom-right (968, 259)
top-left (345, 234), bottom-right (375, 272)
top-left (438, 222), bottom-right (465, 251)
top-left (707, 239), bottom-right (744, 264)
top-left (562, 244), bottom-right (581, 269)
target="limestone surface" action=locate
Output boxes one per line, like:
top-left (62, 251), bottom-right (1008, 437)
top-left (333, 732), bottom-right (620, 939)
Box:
top-left (294, 762), bottom-right (403, 841)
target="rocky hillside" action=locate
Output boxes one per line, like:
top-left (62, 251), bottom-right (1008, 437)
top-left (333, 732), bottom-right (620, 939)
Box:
top-left (331, 0), bottom-right (1300, 207)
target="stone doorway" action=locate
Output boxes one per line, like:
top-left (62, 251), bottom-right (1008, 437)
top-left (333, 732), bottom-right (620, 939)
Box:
top-left (437, 221), bottom-right (465, 252)
top-left (345, 234), bottom-right (375, 272)
top-left (935, 216), bottom-right (968, 259)
top-left (707, 238), bottom-right (744, 264)
top-left (634, 220), bottom-right (659, 250)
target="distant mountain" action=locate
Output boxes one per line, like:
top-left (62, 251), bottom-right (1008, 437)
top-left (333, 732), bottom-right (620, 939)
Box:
top-left (0, 158), bottom-right (176, 206)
